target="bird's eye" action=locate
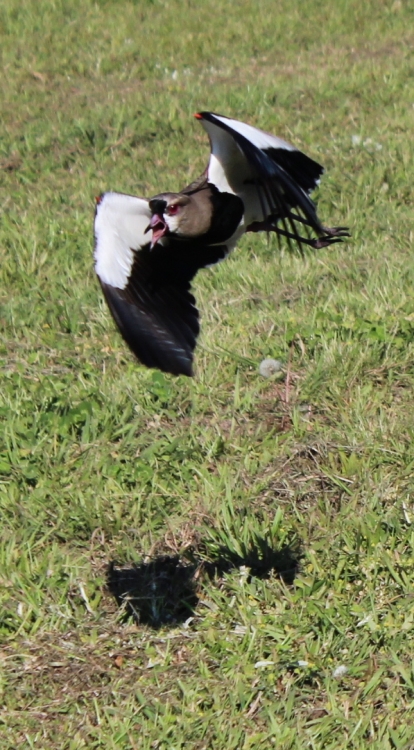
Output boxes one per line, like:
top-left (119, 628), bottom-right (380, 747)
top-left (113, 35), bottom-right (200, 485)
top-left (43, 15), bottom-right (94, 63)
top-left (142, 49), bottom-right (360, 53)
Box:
top-left (167, 204), bottom-right (180, 216)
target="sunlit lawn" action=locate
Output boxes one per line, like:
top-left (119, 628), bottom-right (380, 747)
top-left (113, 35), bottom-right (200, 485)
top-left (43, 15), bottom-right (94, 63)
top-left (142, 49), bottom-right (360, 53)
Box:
top-left (2, 1), bottom-right (414, 747)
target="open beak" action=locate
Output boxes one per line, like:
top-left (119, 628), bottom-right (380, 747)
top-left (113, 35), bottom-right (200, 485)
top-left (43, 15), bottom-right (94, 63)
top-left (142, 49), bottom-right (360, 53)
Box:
top-left (145, 213), bottom-right (167, 249)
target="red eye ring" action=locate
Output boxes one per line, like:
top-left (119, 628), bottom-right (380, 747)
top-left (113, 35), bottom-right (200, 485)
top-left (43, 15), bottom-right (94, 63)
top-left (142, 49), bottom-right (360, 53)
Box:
top-left (167, 204), bottom-right (180, 216)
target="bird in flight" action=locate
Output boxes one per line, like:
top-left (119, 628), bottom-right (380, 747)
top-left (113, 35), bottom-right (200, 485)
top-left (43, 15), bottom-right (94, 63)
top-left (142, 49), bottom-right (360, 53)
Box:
top-left (94, 112), bottom-right (348, 376)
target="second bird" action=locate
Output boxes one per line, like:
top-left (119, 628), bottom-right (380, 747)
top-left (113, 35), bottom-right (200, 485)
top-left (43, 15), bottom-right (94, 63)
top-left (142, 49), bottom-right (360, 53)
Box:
top-left (94, 112), bottom-right (348, 376)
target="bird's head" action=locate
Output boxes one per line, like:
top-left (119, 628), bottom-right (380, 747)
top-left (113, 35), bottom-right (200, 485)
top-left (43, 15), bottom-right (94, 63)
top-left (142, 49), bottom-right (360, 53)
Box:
top-left (146, 193), bottom-right (191, 248)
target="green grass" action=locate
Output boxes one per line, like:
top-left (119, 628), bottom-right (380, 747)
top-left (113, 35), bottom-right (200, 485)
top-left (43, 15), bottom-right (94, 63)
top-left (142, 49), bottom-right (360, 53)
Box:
top-left (2, 0), bottom-right (414, 746)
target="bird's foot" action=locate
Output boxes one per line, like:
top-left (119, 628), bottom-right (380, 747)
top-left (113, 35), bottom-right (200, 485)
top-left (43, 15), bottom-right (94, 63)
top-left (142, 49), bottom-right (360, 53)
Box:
top-left (246, 220), bottom-right (350, 249)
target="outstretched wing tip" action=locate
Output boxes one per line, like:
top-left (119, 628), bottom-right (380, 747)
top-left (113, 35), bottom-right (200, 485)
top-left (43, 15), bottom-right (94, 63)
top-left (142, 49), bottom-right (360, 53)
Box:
top-left (100, 280), bottom-right (199, 378)
top-left (174, 360), bottom-right (194, 378)
top-left (143, 354), bottom-right (194, 378)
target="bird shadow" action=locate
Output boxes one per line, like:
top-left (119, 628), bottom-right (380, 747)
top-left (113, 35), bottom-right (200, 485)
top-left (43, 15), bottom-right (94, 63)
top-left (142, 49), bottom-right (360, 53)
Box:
top-left (107, 538), bottom-right (301, 629)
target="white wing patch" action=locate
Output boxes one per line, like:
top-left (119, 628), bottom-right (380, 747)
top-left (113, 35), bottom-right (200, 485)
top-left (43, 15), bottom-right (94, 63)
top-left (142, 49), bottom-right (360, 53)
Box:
top-left (200, 120), bottom-right (247, 195)
top-left (202, 113), bottom-right (296, 154)
top-left (94, 192), bottom-right (151, 289)
top-left (199, 117), bottom-right (278, 225)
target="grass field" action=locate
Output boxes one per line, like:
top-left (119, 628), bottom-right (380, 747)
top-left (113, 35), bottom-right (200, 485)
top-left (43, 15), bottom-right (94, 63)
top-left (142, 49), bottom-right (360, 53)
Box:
top-left (2, 0), bottom-right (414, 747)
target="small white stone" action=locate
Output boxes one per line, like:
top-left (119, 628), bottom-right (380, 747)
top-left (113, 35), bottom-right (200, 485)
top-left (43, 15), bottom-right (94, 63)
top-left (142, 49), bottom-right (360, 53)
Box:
top-left (297, 660), bottom-right (309, 667)
top-left (332, 664), bottom-right (348, 679)
top-left (259, 358), bottom-right (283, 378)
top-left (351, 134), bottom-right (362, 146)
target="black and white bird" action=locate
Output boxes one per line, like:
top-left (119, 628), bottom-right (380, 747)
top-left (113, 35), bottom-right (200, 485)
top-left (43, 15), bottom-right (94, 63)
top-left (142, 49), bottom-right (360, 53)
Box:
top-left (94, 112), bottom-right (348, 376)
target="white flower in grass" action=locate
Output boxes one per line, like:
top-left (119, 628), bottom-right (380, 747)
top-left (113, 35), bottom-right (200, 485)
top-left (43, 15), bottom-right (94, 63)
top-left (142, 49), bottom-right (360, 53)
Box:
top-left (356, 614), bottom-right (372, 627)
top-left (232, 624), bottom-right (248, 635)
top-left (351, 134), bottom-right (382, 152)
top-left (259, 358), bottom-right (283, 378)
top-left (363, 138), bottom-right (382, 151)
top-left (332, 664), bottom-right (348, 679)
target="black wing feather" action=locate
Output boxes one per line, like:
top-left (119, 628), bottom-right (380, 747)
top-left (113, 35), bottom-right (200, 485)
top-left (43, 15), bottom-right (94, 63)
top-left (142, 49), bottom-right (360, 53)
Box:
top-left (100, 242), bottom-right (229, 377)
top-left (206, 114), bottom-right (323, 231)
top-left (198, 112), bottom-right (347, 248)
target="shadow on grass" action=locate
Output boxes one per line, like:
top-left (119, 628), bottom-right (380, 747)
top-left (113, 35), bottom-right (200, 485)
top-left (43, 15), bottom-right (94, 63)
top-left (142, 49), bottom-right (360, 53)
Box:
top-left (107, 539), bottom-right (300, 628)
top-left (107, 556), bottom-right (199, 628)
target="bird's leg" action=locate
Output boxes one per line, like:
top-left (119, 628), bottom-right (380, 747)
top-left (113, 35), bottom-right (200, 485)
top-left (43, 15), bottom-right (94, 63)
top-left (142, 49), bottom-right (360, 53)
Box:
top-left (286, 213), bottom-right (350, 240)
top-left (246, 219), bottom-right (350, 249)
top-left (321, 226), bottom-right (350, 237)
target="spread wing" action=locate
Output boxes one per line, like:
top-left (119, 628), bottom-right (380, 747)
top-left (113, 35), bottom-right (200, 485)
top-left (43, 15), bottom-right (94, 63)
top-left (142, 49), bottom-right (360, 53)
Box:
top-left (94, 191), bottom-right (227, 376)
top-left (195, 111), bottom-right (348, 250)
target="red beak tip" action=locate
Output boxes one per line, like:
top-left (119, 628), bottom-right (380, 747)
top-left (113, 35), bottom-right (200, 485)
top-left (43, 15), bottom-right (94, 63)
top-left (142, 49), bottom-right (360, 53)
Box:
top-left (194, 112), bottom-right (203, 119)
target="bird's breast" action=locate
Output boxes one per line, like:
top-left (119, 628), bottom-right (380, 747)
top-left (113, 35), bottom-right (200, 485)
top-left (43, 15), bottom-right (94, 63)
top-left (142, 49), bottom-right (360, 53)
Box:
top-left (204, 189), bottom-right (244, 245)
